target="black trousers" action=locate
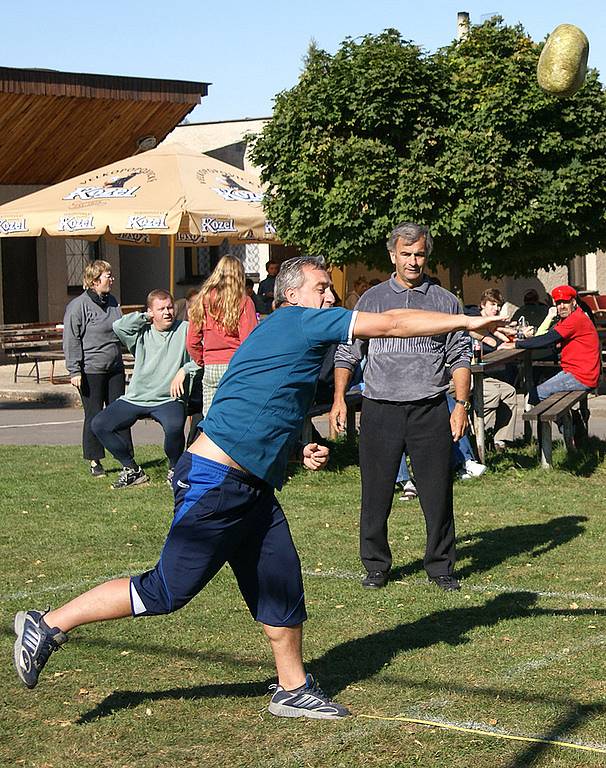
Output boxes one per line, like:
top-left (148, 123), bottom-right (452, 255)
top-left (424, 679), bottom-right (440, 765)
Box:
top-left (359, 395), bottom-right (456, 578)
top-left (79, 370), bottom-right (132, 461)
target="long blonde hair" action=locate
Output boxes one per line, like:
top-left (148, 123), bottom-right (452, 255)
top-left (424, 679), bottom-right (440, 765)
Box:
top-left (189, 255), bottom-right (245, 335)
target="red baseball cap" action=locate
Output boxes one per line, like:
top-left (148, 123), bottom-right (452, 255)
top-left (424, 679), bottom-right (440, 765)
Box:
top-left (551, 285), bottom-right (577, 302)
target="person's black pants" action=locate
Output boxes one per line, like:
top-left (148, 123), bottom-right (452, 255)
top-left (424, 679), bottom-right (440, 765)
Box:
top-left (92, 399), bottom-right (186, 468)
top-left (79, 370), bottom-right (132, 461)
top-left (359, 395), bottom-right (456, 578)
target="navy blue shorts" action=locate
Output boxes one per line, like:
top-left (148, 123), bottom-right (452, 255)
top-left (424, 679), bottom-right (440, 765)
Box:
top-left (130, 453), bottom-right (307, 627)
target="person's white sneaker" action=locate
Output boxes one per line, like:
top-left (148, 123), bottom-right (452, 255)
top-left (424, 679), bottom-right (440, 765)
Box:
top-left (398, 480), bottom-right (418, 501)
top-left (463, 459), bottom-right (487, 477)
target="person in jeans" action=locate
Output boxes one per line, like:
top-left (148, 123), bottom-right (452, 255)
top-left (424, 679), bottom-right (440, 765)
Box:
top-left (92, 289), bottom-right (199, 489)
top-left (396, 392), bottom-right (486, 500)
top-left (62, 260), bottom-right (130, 478)
top-left (502, 284), bottom-right (601, 402)
top-left (331, 222), bottom-right (472, 592)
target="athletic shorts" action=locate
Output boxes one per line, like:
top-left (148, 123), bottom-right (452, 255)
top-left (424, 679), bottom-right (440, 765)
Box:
top-left (130, 452), bottom-right (307, 627)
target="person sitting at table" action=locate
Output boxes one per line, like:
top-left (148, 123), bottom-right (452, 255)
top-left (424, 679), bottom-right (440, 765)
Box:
top-left (469, 288), bottom-right (518, 450)
top-left (511, 289), bottom-right (549, 330)
top-left (396, 392), bottom-right (486, 500)
top-left (501, 285), bottom-right (601, 404)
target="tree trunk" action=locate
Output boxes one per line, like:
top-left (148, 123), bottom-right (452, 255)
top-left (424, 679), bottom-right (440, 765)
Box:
top-left (449, 258), bottom-right (464, 303)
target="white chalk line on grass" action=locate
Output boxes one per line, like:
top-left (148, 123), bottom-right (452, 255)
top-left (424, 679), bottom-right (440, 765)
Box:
top-left (506, 634), bottom-right (606, 677)
top-left (1, 570), bottom-right (140, 602)
top-left (4, 566), bottom-right (606, 607)
top-left (0, 419), bottom-right (83, 430)
top-left (300, 568), bottom-right (606, 605)
top-left (361, 713), bottom-right (606, 755)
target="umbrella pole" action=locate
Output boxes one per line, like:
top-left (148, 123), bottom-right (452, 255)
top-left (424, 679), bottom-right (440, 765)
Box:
top-left (169, 234), bottom-right (175, 296)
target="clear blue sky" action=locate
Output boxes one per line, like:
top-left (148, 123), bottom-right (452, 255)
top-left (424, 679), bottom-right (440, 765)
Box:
top-left (5, 1), bottom-right (605, 123)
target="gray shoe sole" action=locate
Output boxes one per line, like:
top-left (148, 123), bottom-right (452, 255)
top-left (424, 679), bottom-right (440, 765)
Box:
top-left (13, 611), bottom-right (34, 688)
top-left (268, 701), bottom-right (348, 719)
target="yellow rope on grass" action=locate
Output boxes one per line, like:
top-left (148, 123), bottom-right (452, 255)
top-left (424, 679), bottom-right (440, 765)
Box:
top-left (359, 714), bottom-right (606, 755)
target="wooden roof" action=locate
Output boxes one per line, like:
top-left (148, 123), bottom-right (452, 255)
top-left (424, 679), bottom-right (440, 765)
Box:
top-left (0, 66), bottom-right (209, 184)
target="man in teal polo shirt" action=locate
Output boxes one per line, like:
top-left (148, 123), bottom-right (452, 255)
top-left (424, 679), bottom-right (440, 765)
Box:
top-left (13, 256), bottom-right (502, 719)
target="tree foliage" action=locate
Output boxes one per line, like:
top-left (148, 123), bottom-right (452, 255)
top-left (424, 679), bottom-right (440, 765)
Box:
top-left (250, 20), bottom-right (606, 280)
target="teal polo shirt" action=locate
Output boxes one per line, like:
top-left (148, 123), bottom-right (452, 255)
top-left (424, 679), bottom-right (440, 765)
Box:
top-left (202, 306), bottom-right (356, 489)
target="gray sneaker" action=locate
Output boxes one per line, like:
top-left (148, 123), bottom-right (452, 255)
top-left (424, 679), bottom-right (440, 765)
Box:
top-left (268, 673), bottom-right (350, 719)
top-left (13, 609), bottom-right (68, 689)
top-left (111, 466), bottom-right (150, 490)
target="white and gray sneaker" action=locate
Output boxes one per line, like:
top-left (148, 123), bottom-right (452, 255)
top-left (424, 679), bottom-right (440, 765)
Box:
top-left (111, 466), bottom-right (150, 490)
top-left (166, 468), bottom-right (175, 487)
top-left (13, 609), bottom-right (68, 689)
top-left (398, 480), bottom-right (418, 501)
top-left (268, 674), bottom-right (350, 719)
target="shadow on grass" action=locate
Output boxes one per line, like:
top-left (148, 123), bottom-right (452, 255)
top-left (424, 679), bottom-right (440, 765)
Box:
top-left (72, 591), bottom-right (606, 727)
top-left (76, 679), bottom-right (270, 723)
top-left (311, 592), bottom-right (606, 695)
top-left (504, 703), bottom-right (605, 767)
top-left (391, 515), bottom-right (588, 581)
top-left (485, 435), bottom-right (606, 477)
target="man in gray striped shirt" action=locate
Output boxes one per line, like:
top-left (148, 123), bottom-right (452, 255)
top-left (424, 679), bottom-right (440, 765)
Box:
top-left (330, 222), bottom-right (471, 592)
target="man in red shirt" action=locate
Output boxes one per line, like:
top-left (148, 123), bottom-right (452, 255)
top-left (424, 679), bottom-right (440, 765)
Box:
top-left (503, 285), bottom-right (601, 401)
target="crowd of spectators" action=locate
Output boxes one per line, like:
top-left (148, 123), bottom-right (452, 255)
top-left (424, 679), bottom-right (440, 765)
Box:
top-left (62, 239), bottom-right (601, 585)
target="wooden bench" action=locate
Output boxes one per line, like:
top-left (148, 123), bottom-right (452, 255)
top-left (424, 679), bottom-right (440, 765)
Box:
top-left (522, 390), bottom-right (590, 468)
top-left (302, 390), bottom-right (363, 447)
top-left (0, 322), bottom-right (65, 383)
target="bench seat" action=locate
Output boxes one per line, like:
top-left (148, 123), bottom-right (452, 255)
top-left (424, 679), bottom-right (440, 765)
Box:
top-left (523, 390), bottom-right (590, 467)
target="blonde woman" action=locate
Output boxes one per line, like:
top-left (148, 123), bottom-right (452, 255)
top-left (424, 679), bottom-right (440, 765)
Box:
top-left (63, 260), bottom-right (131, 477)
top-left (187, 255), bottom-right (257, 417)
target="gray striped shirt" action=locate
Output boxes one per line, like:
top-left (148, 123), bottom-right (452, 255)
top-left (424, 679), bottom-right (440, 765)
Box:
top-left (334, 275), bottom-right (470, 402)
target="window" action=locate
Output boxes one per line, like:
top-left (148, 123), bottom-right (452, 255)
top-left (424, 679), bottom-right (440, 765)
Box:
top-left (567, 254), bottom-right (587, 291)
top-left (66, 239), bottom-right (98, 293)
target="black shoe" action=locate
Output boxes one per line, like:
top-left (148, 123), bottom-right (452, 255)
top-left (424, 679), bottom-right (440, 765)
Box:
top-left (89, 461), bottom-right (106, 478)
top-left (428, 575), bottom-right (461, 592)
top-left (362, 570), bottom-right (389, 589)
top-left (13, 609), bottom-right (68, 688)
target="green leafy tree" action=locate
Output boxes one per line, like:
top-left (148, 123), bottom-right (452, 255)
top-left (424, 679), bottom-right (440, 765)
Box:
top-left (250, 30), bottom-right (442, 266)
top-left (251, 20), bottom-right (606, 294)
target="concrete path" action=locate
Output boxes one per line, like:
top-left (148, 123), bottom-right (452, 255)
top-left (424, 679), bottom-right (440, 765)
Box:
top-left (1, 360), bottom-right (605, 444)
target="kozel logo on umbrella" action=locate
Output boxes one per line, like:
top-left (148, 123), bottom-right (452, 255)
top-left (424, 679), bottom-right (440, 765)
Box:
top-left (58, 214), bottom-right (95, 232)
top-left (199, 170), bottom-right (263, 203)
top-left (62, 169), bottom-right (151, 201)
top-left (200, 217), bottom-right (237, 234)
top-left (0, 217), bottom-right (28, 233)
top-left (114, 232), bottom-right (153, 244)
top-left (126, 213), bottom-right (169, 230)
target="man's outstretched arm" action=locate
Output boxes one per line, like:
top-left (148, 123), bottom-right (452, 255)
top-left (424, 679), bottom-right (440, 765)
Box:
top-left (353, 309), bottom-right (505, 340)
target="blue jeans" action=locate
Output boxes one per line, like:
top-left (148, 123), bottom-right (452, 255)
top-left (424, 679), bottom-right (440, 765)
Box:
top-left (396, 393), bottom-right (478, 483)
top-left (534, 371), bottom-right (591, 403)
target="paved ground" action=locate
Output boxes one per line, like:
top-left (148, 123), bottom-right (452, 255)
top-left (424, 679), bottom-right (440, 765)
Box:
top-left (1, 360), bottom-right (606, 445)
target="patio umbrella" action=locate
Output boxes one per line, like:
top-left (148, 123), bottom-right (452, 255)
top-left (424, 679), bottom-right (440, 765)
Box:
top-left (0, 143), bottom-right (279, 292)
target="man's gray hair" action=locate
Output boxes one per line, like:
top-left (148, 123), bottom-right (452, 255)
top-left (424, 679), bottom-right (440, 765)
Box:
top-left (387, 222), bottom-right (433, 255)
top-left (274, 256), bottom-right (327, 306)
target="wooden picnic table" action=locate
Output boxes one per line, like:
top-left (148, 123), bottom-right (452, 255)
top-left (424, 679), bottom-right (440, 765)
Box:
top-left (470, 347), bottom-right (533, 463)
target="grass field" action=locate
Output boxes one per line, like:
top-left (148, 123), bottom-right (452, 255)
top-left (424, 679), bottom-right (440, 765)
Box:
top-left (2, 440), bottom-right (606, 768)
